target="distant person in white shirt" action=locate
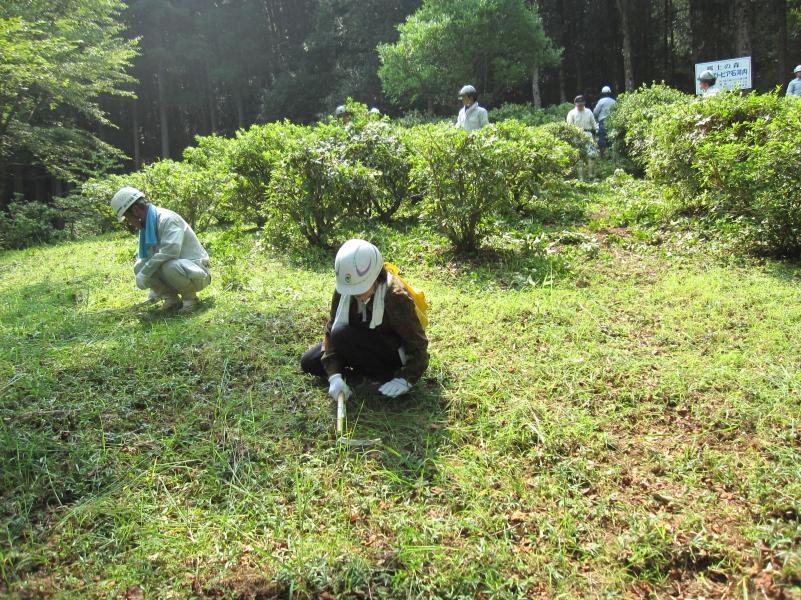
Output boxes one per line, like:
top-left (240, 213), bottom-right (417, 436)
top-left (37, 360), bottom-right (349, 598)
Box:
top-left (786, 65), bottom-right (801, 97)
top-left (567, 95), bottom-right (598, 134)
top-left (593, 85), bottom-right (617, 156)
top-left (698, 70), bottom-right (719, 97)
top-left (456, 84), bottom-right (489, 132)
top-left (567, 95), bottom-right (599, 180)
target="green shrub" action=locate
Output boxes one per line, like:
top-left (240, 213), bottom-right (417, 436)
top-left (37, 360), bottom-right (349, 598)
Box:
top-left (614, 86), bottom-right (801, 255)
top-left (80, 172), bottom-right (147, 232)
top-left (606, 82), bottom-right (689, 167)
top-left (409, 122), bottom-right (574, 253)
top-left (0, 201), bottom-right (65, 250)
top-left (536, 121), bottom-right (595, 162)
top-left (225, 121), bottom-right (305, 228)
top-left (342, 121), bottom-right (415, 222)
top-left (266, 124), bottom-right (376, 248)
top-left (489, 102), bottom-right (573, 127)
top-left (493, 119), bottom-right (576, 200)
top-left (141, 159), bottom-right (217, 232)
top-left (394, 110), bottom-right (449, 128)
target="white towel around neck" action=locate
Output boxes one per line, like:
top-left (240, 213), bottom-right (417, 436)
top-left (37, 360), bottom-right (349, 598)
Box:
top-left (332, 274), bottom-right (390, 330)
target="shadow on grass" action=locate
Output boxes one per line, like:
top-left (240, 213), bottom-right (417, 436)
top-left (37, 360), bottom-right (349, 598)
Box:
top-left (342, 377), bottom-right (450, 482)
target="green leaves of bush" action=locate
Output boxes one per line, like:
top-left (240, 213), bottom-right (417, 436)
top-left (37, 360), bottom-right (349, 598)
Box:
top-left (76, 114), bottom-right (576, 253)
top-left (612, 84), bottom-right (801, 256)
top-left (409, 121), bottom-right (574, 253)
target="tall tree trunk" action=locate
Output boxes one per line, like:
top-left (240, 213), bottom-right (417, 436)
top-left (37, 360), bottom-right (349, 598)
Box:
top-left (616, 0), bottom-right (635, 90)
top-left (531, 66), bottom-right (542, 107)
top-left (132, 99), bottom-right (141, 170)
top-left (558, 62), bottom-right (567, 103)
top-left (235, 93), bottom-right (245, 129)
top-left (156, 66), bottom-right (170, 159)
top-left (206, 63), bottom-right (217, 133)
top-left (734, 0), bottom-right (752, 57)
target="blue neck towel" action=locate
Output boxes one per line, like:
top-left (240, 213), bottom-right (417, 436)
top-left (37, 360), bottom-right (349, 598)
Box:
top-left (138, 204), bottom-right (158, 259)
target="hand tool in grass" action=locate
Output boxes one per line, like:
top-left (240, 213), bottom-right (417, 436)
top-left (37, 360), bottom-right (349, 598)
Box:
top-left (336, 391), bottom-right (381, 448)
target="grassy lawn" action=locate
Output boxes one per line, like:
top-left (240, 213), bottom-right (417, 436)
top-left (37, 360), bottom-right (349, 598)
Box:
top-left (1, 179), bottom-right (800, 598)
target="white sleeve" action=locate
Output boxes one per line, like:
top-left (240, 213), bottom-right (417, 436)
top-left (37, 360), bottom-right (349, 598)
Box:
top-left (481, 109), bottom-right (489, 127)
top-left (140, 214), bottom-right (185, 278)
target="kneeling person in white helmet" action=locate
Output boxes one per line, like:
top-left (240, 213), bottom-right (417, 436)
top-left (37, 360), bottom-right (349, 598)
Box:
top-left (301, 239), bottom-right (429, 399)
top-left (110, 187), bottom-right (211, 311)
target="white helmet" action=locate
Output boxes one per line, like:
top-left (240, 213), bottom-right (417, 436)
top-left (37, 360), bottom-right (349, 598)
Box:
top-left (334, 239), bottom-right (383, 295)
top-left (369, 107), bottom-right (381, 115)
top-left (458, 84), bottom-right (477, 98)
top-left (698, 69), bottom-right (716, 83)
top-left (601, 85), bottom-right (612, 94)
top-left (110, 186), bottom-right (144, 222)
top-left (794, 65), bottom-right (801, 74)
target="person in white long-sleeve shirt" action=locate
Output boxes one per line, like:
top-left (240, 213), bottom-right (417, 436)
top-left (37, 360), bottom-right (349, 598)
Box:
top-left (566, 95), bottom-right (598, 134)
top-left (456, 84), bottom-right (489, 132)
top-left (567, 95), bottom-right (598, 180)
top-left (787, 65), bottom-right (801, 97)
top-left (110, 187), bottom-right (211, 311)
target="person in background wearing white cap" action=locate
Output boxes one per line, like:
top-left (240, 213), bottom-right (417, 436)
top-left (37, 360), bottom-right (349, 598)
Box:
top-left (301, 239), bottom-right (429, 399)
top-left (109, 187), bottom-right (211, 311)
top-left (593, 86), bottom-right (617, 156)
top-left (787, 65), bottom-right (801, 96)
top-left (698, 70), bottom-right (719, 97)
top-left (456, 84), bottom-right (489, 131)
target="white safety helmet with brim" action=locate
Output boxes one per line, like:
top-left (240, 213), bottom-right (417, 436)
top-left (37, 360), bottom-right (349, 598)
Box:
top-left (110, 186), bottom-right (144, 222)
top-left (601, 85), bottom-right (612, 94)
top-left (698, 69), bottom-right (716, 82)
top-left (335, 239), bottom-right (383, 295)
top-left (458, 84), bottom-right (477, 98)
top-left (794, 65), bottom-right (801, 74)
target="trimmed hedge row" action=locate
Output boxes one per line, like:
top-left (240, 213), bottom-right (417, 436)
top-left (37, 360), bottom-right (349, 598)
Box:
top-left (608, 84), bottom-right (801, 256)
top-left (76, 102), bottom-right (578, 253)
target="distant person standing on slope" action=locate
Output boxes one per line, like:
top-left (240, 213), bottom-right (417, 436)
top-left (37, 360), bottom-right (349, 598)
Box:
top-left (593, 85), bottom-right (616, 156)
top-left (786, 65), bottom-right (801, 96)
top-left (566, 95), bottom-right (599, 180)
top-left (456, 84), bottom-right (489, 131)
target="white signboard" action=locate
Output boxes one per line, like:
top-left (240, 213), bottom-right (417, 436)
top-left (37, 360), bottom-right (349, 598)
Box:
top-left (694, 56), bottom-right (752, 94)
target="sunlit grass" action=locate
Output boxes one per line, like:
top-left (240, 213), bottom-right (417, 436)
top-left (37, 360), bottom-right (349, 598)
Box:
top-left (1, 181), bottom-right (800, 598)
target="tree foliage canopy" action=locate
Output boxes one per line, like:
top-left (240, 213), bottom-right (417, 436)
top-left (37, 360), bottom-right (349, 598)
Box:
top-left (0, 0), bottom-right (138, 185)
top-left (378, 0), bottom-right (560, 111)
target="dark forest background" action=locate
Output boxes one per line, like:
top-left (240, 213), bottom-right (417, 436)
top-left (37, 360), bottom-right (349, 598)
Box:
top-left (4, 0), bottom-right (800, 206)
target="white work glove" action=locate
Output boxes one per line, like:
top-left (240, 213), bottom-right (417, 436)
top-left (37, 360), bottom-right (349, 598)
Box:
top-left (328, 373), bottom-right (351, 402)
top-left (378, 378), bottom-right (410, 398)
top-left (135, 271), bottom-right (149, 290)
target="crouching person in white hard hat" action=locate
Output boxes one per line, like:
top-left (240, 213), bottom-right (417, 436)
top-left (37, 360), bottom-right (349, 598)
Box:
top-left (110, 187), bottom-right (211, 311)
top-left (301, 239), bottom-right (429, 400)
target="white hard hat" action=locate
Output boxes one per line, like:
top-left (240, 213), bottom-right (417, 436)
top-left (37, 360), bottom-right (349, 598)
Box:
top-left (698, 69), bottom-right (716, 82)
top-left (458, 84), bottom-right (477, 98)
top-left (794, 65), bottom-right (801, 74)
top-left (334, 239), bottom-right (383, 295)
top-left (335, 105), bottom-right (348, 118)
top-left (369, 107), bottom-right (381, 115)
top-left (601, 85), bottom-right (612, 94)
top-left (110, 186), bottom-right (144, 222)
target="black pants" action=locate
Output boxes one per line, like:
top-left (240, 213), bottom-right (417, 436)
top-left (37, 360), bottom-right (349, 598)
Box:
top-left (301, 324), bottom-right (402, 382)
